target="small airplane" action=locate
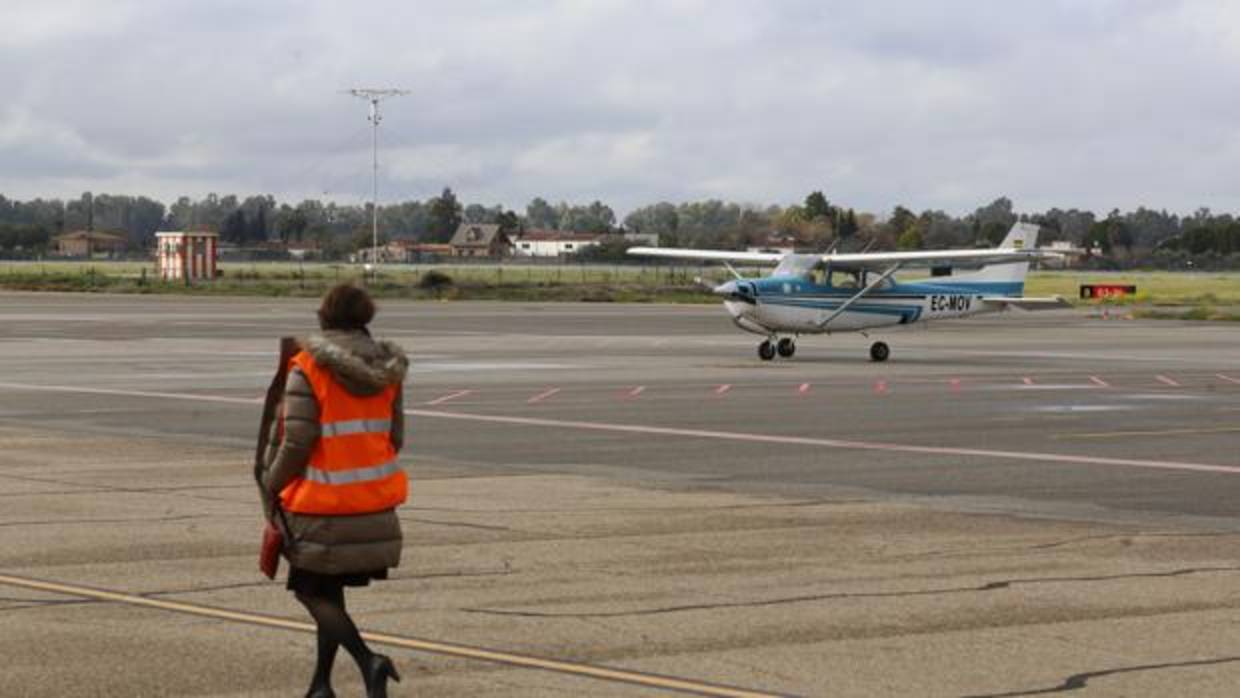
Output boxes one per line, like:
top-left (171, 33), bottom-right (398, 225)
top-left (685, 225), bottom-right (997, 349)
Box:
top-left (628, 223), bottom-right (1075, 361)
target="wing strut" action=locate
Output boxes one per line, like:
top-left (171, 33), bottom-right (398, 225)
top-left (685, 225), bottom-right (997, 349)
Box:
top-left (816, 263), bottom-right (903, 329)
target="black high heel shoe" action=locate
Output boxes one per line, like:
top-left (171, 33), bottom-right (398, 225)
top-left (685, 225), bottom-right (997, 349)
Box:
top-left (365, 654), bottom-right (401, 698)
top-left (305, 687), bottom-right (336, 698)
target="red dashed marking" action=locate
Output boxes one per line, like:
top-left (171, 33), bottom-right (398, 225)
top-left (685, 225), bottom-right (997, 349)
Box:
top-left (874, 380), bottom-right (888, 395)
top-left (426, 390), bottom-right (472, 406)
top-left (1089, 376), bottom-right (1110, 388)
top-left (1022, 377), bottom-right (1035, 386)
top-left (713, 384), bottom-right (732, 397)
top-left (1155, 374), bottom-right (1181, 387)
top-left (797, 383), bottom-right (811, 395)
top-left (1217, 374), bottom-right (1240, 385)
top-left (526, 388), bottom-right (561, 405)
top-left (624, 386), bottom-right (646, 399)
top-left (948, 378), bottom-right (962, 393)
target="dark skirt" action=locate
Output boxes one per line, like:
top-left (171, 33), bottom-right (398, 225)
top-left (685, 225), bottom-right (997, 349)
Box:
top-left (286, 566), bottom-right (388, 596)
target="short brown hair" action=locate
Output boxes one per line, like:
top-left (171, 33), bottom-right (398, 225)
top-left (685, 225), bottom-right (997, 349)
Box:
top-left (317, 283), bottom-right (375, 331)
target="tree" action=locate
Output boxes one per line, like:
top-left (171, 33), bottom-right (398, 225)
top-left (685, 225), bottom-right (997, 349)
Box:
top-left (351, 226), bottom-right (390, 252)
top-left (972, 197), bottom-right (1016, 232)
top-left (220, 209), bottom-right (247, 243)
top-left (804, 191), bottom-right (832, 221)
top-left (275, 204), bottom-right (309, 243)
top-left (496, 209), bottom-right (522, 235)
top-left (837, 208), bottom-right (859, 239)
top-left (525, 197), bottom-right (559, 229)
top-left (555, 201), bottom-right (615, 234)
top-left (428, 187), bottom-right (462, 242)
top-left (624, 202), bottom-right (679, 241)
top-left (896, 226), bottom-right (923, 250)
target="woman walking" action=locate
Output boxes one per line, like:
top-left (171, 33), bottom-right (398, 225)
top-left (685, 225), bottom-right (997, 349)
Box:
top-left (260, 283), bottom-right (409, 698)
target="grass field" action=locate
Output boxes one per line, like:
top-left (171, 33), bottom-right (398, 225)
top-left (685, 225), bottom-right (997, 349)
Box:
top-left (1, 261), bottom-right (1238, 318)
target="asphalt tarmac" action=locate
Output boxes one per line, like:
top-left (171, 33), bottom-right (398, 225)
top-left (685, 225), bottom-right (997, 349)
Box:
top-left (2, 291), bottom-right (1240, 697)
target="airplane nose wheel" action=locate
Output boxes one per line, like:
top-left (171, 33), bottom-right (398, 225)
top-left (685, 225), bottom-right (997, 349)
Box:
top-left (869, 341), bottom-right (890, 362)
top-left (758, 340), bottom-right (776, 361)
top-left (776, 338), bottom-right (796, 358)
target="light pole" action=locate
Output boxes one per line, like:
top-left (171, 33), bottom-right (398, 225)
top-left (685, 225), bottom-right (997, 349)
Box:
top-left (346, 88), bottom-right (409, 277)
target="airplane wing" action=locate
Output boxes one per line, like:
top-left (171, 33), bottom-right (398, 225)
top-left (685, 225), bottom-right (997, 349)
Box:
top-left (822, 247), bottom-right (1068, 269)
top-left (626, 247), bottom-right (784, 264)
top-left (980, 296), bottom-right (1073, 311)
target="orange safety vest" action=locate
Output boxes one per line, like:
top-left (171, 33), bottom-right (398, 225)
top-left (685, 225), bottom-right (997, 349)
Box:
top-left (279, 350), bottom-right (407, 515)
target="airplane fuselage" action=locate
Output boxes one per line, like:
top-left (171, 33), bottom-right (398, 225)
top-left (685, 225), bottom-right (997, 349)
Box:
top-left (722, 275), bottom-right (1021, 335)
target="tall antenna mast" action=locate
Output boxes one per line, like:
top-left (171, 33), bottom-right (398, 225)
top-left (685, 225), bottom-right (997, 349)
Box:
top-left (345, 88), bottom-right (409, 275)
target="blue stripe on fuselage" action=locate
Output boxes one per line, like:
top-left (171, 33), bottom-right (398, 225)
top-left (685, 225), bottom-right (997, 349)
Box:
top-left (752, 276), bottom-right (1023, 298)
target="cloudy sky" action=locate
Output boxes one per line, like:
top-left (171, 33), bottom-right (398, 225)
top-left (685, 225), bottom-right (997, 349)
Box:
top-left (4, 0), bottom-right (1240, 216)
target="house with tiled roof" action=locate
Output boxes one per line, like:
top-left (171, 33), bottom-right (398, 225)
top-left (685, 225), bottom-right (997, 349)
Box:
top-left (449, 223), bottom-right (513, 258)
top-left (52, 230), bottom-right (128, 257)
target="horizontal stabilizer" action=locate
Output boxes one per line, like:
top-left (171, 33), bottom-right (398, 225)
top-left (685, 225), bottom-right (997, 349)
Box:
top-left (981, 296), bottom-right (1072, 311)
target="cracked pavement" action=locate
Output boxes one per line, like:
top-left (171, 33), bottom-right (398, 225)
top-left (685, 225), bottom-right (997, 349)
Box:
top-left (2, 294), bottom-right (1240, 696)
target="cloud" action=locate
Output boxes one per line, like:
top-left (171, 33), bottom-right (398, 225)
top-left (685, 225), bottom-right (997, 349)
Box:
top-left (3, 0), bottom-right (1240, 216)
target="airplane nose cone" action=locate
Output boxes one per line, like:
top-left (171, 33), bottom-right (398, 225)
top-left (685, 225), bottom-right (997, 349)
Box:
top-left (713, 280), bottom-right (738, 296)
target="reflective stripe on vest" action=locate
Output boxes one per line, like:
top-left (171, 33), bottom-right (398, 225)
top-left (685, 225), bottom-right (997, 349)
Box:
top-left (320, 418), bottom-right (392, 438)
top-left (279, 349), bottom-right (407, 516)
top-left (305, 459), bottom-right (401, 485)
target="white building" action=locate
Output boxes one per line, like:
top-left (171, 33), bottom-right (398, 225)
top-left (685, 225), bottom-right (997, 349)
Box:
top-left (512, 230), bottom-right (606, 257)
top-left (155, 231), bottom-right (218, 281)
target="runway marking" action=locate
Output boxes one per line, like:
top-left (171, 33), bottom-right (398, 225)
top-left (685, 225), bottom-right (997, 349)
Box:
top-left (714, 384), bottom-right (732, 397)
top-left (797, 383), bottom-right (811, 395)
top-left (1022, 377), bottom-right (1035, 386)
top-left (1089, 376), bottom-right (1111, 388)
top-left (526, 388), bottom-right (561, 405)
top-left (1217, 373), bottom-right (1240, 385)
top-left (0, 573), bottom-right (788, 698)
top-left (874, 380), bottom-right (888, 395)
top-left (625, 386), bottom-right (646, 399)
top-left (425, 390), bottom-right (473, 406)
top-left (1155, 374), bottom-right (1182, 388)
top-left (949, 378), bottom-right (962, 393)
top-left (402, 409), bottom-right (1240, 476)
top-left (2, 381), bottom-right (1238, 477)
top-left (1059, 426), bottom-right (1240, 440)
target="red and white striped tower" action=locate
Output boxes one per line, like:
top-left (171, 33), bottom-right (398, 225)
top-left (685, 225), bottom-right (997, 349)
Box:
top-left (155, 231), bottom-right (219, 282)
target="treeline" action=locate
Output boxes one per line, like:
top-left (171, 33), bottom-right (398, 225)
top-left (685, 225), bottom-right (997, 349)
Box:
top-left (3, 189), bottom-right (1239, 268)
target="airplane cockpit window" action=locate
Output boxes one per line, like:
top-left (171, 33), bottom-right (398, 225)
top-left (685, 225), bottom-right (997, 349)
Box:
top-left (829, 269), bottom-right (861, 289)
top-left (866, 273), bottom-right (894, 290)
top-left (773, 254), bottom-right (817, 280)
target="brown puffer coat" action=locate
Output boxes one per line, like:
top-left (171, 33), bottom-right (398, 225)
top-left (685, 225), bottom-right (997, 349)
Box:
top-left (260, 330), bottom-right (409, 574)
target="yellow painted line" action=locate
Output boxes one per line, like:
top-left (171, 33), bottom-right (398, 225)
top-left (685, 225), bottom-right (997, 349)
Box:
top-left (1057, 426), bottom-right (1240, 440)
top-left (0, 573), bottom-right (791, 698)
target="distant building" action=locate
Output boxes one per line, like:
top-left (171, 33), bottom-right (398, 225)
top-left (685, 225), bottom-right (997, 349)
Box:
top-left (511, 229), bottom-right (606, 257)
top-left (352, 239), bottom-right (454, 264)
top-left (745, 232), bottom-right (800, 255)
top-left (52, 230), bottom-right (127, 257)
top-left (621, 231), bottom-right (659, 247)
top-left (155, 231), bottom-right (218, 282)
top-left (286, 240), bottom-right (321, 260)
top-left (449, 223), bottom-right (513, 258)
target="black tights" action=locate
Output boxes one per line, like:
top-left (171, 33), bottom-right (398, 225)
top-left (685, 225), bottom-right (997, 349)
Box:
top-left (295, 584), bottom-right (374, 692)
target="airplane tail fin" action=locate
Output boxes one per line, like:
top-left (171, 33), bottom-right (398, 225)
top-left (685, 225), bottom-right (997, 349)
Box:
top-left (950, 222), bottom-right (1041, 296)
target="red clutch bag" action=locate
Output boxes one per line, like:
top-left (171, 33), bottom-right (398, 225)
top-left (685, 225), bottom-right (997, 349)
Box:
top-left (259, 519), bottom-right (283, 579)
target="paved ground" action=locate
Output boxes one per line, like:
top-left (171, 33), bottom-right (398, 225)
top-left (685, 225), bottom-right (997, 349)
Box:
top-left (2, 291), bottom-right (1240, 697)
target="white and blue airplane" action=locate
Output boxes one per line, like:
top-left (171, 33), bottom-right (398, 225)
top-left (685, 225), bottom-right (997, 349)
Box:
top-left (628, 223), bottom-right (1074, 361)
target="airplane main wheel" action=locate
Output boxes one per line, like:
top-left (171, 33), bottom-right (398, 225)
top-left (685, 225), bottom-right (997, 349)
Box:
top-left (758, 340), bottom-right (776, 361)
top-left (777, 338), bottom-right (796, 358)
top-left (869, 341), bottom-right (890, 362)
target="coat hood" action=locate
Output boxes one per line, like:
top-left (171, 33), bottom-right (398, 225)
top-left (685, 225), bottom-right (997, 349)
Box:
top-left (301, 330), bottom-right (408, 396)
